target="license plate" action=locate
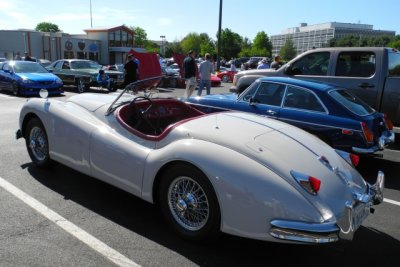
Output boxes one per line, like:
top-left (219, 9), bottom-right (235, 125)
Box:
top-left (352, 203), bottom-right (370, 230)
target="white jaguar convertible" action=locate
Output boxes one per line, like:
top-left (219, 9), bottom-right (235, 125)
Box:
top-left (16, 78), bottom-right (384, 244)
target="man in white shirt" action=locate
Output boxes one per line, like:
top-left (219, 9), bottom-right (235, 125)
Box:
top-left (198, 53), bottom-right (214, 96)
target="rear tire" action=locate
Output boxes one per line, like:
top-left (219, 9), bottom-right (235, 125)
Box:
top-left (158, 163), bottom-right (221, 242)
top-left (25, 118), bottom-right (56, 168)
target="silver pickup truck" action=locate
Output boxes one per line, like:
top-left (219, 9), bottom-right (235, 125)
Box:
top-left (231, 47), bottom-right (400, 126)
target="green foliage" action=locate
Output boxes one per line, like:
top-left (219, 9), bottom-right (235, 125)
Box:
top-left (35, 22), bottom-right (60, 32)
top-left (251, 31), bottom-right (272, 57)
top-left (329, 35), bottom-right (396, 47)
top-left (217, 28), bottom-right (242, 59)
top-left (132, 26), bottom-right (148, 47)
top-left (280, 38), bottom-right (296, 61)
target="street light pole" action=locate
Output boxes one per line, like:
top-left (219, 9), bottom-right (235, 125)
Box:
top-left (160, 35), bottom-right (166, 56)
top-left (217, 0), bottom-right (223, 71)
top-left (90, 0), bottom-right (93, 28)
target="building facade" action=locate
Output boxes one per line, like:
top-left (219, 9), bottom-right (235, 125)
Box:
top-left (0, 25), bottom-right (145, 65)
top-left (270, 22), bottom-right (396, 56)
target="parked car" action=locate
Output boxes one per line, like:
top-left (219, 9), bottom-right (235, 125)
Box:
top-left (46, 59), bottom-right (124, 93)
top-left (216, 69), bottom-right (237, 82)
top-left (209, 74), bottom-right (221, 87)
top-left (185, 77), bottom-right (395, 155)
top-left (38, 59), bottom-right (52, 67)
top-left (16, 77), bottom-right (384, 244)
top-left (160, 65), bottom-right (182, 88)
top-left (230, 47), bottom-right (400, 126)
top-left (0, 60), bottom-right (63, 96)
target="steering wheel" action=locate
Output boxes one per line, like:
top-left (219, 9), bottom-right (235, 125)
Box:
top-left (130, 96), bottom-right (160, 134)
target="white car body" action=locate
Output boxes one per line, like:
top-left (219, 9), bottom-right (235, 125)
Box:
top-left (16, 83), bottom-right (384, 244)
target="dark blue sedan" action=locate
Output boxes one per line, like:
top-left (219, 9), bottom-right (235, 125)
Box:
top-left (0, 61), bottom-right (63, 96)
top-left (185, 77), bottom-right (395, 155)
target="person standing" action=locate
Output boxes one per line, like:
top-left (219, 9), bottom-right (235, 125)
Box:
top-left (123, 54), bottom-right (138, 88)
top-left (24, 52), bottom-right (34, 61)
top-left (197, 53), bottom-right (213, 96)
top-left (14, 52), bottom-right (21, 60)
top-left (182, 50), bottom-right (197, 99)
top-left (257, 58), bottom-right (270, 69)
top-left (270, 55), bottom-right (282, 70)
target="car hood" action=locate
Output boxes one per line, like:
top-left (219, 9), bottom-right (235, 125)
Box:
top-left (175, 111), bottom-right (367, 207)
top-left (17, 73), bottom-right (59, 81)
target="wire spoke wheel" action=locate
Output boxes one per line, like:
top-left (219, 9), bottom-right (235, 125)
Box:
top-left (168, 176), bottom-right (209, 231)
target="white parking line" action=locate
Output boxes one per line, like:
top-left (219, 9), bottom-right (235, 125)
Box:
top-left (0, 176), bottom-right (140, 267)
top-left (384, 198), bottom-right (400, 206)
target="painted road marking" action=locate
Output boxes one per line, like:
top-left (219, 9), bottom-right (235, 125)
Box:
top-left (384, 198), bottom-right (400, 206)
top-left (0, 176), bottom-right (140, 267)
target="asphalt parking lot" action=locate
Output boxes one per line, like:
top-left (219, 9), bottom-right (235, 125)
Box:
top-left (0, 83), bottom-right (399, 267)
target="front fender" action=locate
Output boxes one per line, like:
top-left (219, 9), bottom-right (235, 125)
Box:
top-left (141, 139), bottom-right (325, 241)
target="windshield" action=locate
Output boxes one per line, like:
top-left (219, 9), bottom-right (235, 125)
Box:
top-left (12, 62), bottom-right (49, 73)
top-left (70, 60), bottom-right (100, 70)
top-left (329, 89), bottom-right (374, 116)
top-left (105, 75), bottom-right (164, 115)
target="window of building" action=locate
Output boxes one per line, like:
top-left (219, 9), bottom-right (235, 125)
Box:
top-left (64, 51), bottom-right (74, 59)
top-left (115, 30), bottom-right (121, 47)
top-left (121, 31), bottom-right (128, 47)
top-left (109, 32), bottom-right (115, 47)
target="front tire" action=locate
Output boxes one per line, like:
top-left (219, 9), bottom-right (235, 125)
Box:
top-left (76, 78), bottom-right (86, 93)
top-left (159, 164), bottom-right (221, 242)
top-left (12, 82), bottom-right (21, 96)
top-left (25, 118), bottom-right (56, 168)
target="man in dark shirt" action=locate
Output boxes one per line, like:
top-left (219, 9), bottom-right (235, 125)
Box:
top-left (24, 52), bottom-right (34, 61)
top-left (183, 50), bottom-right (197, 98)
top-left (123, 54), bottom-right (138, 88)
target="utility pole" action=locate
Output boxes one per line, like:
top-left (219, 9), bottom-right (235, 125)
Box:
top-left (217, 0), bottom-right (223, 71)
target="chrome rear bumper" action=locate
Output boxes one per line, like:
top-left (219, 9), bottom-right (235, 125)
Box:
top-left (269, 171), bottom-right (384, 243)
top-left (352, 131), bottom-right (395, 154)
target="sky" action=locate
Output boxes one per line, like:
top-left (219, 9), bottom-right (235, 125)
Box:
top-left (0, 0), bottom-right (398, 42)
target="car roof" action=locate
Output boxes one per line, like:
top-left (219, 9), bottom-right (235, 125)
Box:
top-left (257, 77), bottom-right (336, 92)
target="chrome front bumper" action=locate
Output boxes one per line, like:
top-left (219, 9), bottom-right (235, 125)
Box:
top-left (352, 131), bottom-right (395, 154)
top-left (269, 171), bottom-right (384, 243)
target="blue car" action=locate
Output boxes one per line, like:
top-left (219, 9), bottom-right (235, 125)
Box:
top-left (0, 60), bottom-right (63, 96)
top-left (185, 77), bottom-right (395, 155)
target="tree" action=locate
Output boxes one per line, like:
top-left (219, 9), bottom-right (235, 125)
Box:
top-left (251, 31), bottom-right (272, 57)
top-left (217, 28), bottom-right (242, 60)
top-left (280, 38), bottom-right (296, 61)
top-left (180, 33), bottom-right (207, 55)
top-left (388, 35), bottom-right (400, 50)
top-left (35, 22), bottom-right (61, 32)
top-left (132, 26), bottom-right (148, 47)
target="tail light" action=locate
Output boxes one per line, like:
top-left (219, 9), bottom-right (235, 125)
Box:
top-left (384, 113), bottom-right (394, 130)
top-left (361, 122), bottom-right (374, 143)
top-left (291, 171), bottom-right (321, 195)
top-left (335, 149), bottom-right (360, 167)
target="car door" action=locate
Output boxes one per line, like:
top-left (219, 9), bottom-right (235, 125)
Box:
top-left (0, 62), bottom-right (14, 91)
top-left (236, 81), bottom-right (284, 118)
top-left (54, 60), bottom-right (74, 84)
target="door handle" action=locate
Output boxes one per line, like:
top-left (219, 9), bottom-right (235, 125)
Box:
top-left (266, 110), bottom-right (276, 115)
top-left (359, 83), bottom-right (375, 88)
